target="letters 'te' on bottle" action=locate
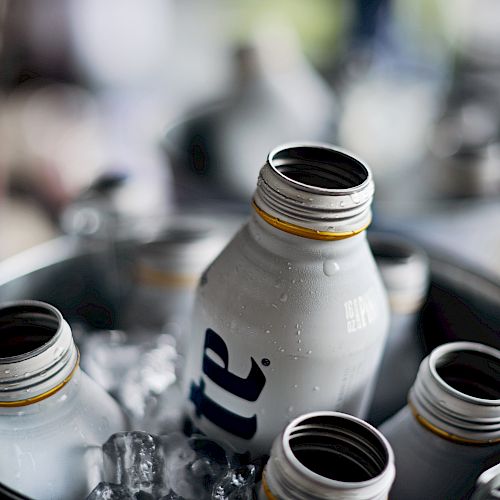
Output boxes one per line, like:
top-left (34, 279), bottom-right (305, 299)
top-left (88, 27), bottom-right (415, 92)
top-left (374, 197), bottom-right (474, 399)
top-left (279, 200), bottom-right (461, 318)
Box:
top-left (183, 142), bottom-right (390, 456)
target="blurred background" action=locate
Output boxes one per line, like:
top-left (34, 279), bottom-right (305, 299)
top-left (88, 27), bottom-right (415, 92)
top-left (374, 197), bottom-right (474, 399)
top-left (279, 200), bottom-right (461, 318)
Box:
top-left (0, 0), bottom-right (499, 257)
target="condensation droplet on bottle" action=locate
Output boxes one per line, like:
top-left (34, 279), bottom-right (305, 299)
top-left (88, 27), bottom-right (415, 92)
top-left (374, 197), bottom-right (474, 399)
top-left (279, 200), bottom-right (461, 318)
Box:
top-left (293, 384), bottom-right (299, 389)
top-left (297, 339), bottom-right (302, 344)
top-left (313, 386), bottom-right (320, 391)
top-left (288, 406), bottom-right (294, 413)
top-left (340, 200), bottom-right (346, 207)
top-left (351, 192), bottom-right (361, 204)
top-left (24, 372), bottom-right (31, 378)
top-left (296, 330), bottom-right (301, 335)
top-left (295, 323), bottom-right (300, 329)
top-left (279, 347), bottom-right (285, 353)
top-left (291, 279), bottom-right (296, 284)
top-left (26, 388), bottom-right (31, 393)
top-left (53, 346), bottom-right (64, 359)
top-left (265, 329), bottom-right (271, 334)
top-left (323, 260), bottom-right (340, 277)
top-left (293, 356), bottom-right (298, 360)
top-left (240, 305), bottom-right (245, 310)
top-left (272, 303), bottom-right (279, 309)
top-left (280, 293), bottom-right (288, 303)
top-left (4, 369), bottom-right (10, 374)
top-left (307, 350), bottom-right (313, 354)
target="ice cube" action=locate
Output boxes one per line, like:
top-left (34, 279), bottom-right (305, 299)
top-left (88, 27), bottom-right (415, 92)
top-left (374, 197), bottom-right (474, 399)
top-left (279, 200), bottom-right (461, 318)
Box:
top-left (86, 482), bottom-right (134, 499)
top-left (212, 465), bottom-right (256, 500)
top-left (164, 433), bottom-right (230, 500)
top-left (102, 431), bottom-right (169, 497)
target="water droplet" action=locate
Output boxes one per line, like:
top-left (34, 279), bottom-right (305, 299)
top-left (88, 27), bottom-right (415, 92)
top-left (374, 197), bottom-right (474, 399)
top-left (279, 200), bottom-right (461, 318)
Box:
top-left (288, 406), bottom-right (294, 412)
top-left (295, 323), bottom-right (300, 329)
top-left (323, 260), bottom-right (340, 277)
top-left (351, 192), bottom-right (361, 204)
top-left (307, 350), bottom-right (313, 354)
top-left (340, 200), bottom-right (346, 207)
top-left (240, 305), bottom-right (245, 310)
top-left (308, 198), bottom-right (313, 202)
top-left (261, 358), bottom-right (271, 367)
top-left (297, 339), bottom-right (302, 344)
top-left (53, 346), bottom-right (64, 359)
top-left (291, 279), bottom-right (296, 284)
top-left (4, 369), bottom-right (10, 374)
top-left (26, 388), bottom-right (31, 393)
top-left (293, 356), bottom-right (298, 360)
top-left (280, 293), bottom-right (288, 303)
top-left (272, 303), bottom-right (279, 309)
top-left (24, 372), bottom-right (31, 378)
top-left (293, 384), bottom-right (299, 389)
top-left (296, 330), bottom-right (301, 335)
top-left (279, 347), bottom-right (285, 353)
top-left (272, 340), bottom-right (277, 345)
top-left (298, 347), bottom-right (302, 352)
top-left (313, 386), bottom-right (320, 391)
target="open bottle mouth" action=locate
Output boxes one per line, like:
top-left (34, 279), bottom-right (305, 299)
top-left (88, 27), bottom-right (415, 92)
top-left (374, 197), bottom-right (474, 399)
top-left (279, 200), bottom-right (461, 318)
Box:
top-left (411, 342), bottom-right (500, 443)
top-left (269, 144), bottom-right (370, 192)
top-left (254, 143), bottom-right (375, 238)
top-left (0, 301), bottom-right (77, 407)
top-left (285, 413), bottom-right (390, 484)
top-left (434, 348), bottom-right (500, 401)
top-left (0, 303), bottom-right (61, 360)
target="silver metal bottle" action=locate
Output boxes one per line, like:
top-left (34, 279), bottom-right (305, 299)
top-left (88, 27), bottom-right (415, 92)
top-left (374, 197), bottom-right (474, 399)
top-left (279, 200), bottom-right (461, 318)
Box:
top-left (183, 142), bottom-right (390, 456)
top-left (367, 232), bottom-right (429, 425)
top-left (380, 341), bottom-right (500, 500)
top-left (0, 301), bottom-right (127, 500)
top-left (259, 411), bottom-right (395, 500)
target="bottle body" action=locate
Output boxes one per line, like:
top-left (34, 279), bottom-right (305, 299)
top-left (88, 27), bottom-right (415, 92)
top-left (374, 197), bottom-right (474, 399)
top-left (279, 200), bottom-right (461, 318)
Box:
top-left (0, 300), bottom-right (127, 500)
top-left (0, 370), bottom-right (127, 500)
top-left (380, 405), bottom-right (500, 500)
top-left (184, 211), bottom-right (389, 455)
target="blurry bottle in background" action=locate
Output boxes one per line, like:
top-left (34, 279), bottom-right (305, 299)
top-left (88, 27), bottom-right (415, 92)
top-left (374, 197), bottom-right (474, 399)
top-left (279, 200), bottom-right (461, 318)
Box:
top-left (166, 21), bottom-right (337, 208)
top-left (367, 231), bottom-right (429, 426)
top-left (260, 411), bottom-right (395, 500)
top-left (0, 301), bottom-right (127, 500)
top-left (380, 341), bottom-right (500, 500)
top-left (183, 143), bottom-right (390, 456)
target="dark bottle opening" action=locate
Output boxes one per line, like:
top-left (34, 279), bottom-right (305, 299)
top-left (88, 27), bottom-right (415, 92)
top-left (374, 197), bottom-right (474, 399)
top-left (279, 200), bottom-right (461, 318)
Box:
top-left (0, 303), bottom-right (60, 358)
top-left (288, 414), bottom-right (388, 482)
top-left (436, 349), bottom-right (500, 400)
top-left (270, 146), bottom-right (369, 191)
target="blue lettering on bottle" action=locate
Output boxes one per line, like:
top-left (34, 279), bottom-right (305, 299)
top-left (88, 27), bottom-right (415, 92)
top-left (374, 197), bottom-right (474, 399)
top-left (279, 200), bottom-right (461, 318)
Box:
top-left (189, 328), bottom-right (266, 440)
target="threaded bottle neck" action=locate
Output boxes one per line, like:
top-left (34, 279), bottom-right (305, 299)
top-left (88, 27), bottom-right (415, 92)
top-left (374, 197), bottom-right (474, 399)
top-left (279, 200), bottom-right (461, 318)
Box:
top-left (409, 341), bottom-right (500, 444)
top-left (253, 143), bottom-right (374, 240)
top-left (263, 411), bottom-right (395, 500)
top-left (0, 301), bottom-right (79, 407)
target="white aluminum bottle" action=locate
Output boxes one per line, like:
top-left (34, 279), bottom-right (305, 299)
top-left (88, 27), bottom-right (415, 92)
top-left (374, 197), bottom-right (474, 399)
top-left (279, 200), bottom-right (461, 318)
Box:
top-left (0, 301), bottom-right (127, 500)
top-left (183, 143), bottom-right (390, 456)
top-left (380, 341), bottom-right (500, 500)
top-left (259, 411), bottom-right (395, 500)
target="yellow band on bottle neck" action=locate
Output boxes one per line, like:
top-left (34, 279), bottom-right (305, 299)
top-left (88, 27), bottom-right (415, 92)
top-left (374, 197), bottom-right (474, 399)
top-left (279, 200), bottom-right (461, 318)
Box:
top-left (0, 351), bottom-right (80, 408)
top-left (261, 471), bottom-right (279, 500)
top-left (409, 401), bottom-right (500, 445)
top-left (252, 201), bottom-right (370, 241)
